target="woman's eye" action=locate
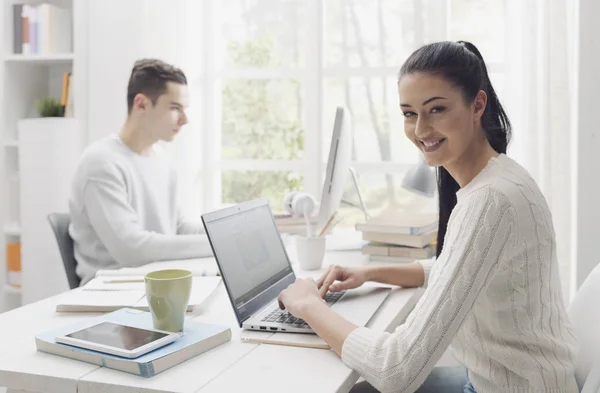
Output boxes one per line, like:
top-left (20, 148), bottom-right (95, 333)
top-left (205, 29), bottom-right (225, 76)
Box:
top-left (431, 106), bottom-right (446, 114)
top-left (403, 111), bottom-right (416, 118)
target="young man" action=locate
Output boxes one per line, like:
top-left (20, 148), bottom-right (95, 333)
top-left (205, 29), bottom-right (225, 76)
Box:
top-left (69, 59), bottom-right (212, 285)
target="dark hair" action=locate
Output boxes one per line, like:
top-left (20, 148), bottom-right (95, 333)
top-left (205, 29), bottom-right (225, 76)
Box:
top-left (126, 58), bottom-right (187, 114)
top-left (399, 41), bottom-right (511, 257)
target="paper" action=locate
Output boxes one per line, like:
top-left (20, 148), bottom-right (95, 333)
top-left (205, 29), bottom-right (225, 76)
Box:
top-left (82, 276), bottom-right (147, 291)
top-left (95, 266), bottom-right (219, 278)
top-left (57, 277), bottom-right (222, 312)
top-left (56, 290), bottom-right (145, 312)
top-left (240, 333), bottom-right (330, 350)
top-left (94, 258), bottom-right (220, 278)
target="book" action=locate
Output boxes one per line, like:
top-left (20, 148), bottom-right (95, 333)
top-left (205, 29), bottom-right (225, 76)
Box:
top-left (60, 72), bottom-right (70, 116)
top-left (12, 4), bottom-right (23, 54)
top-left (277, 226), bottom-right (310, 235)
top-left (95, 266), bottom-right (220, 278)
top-left (273, 213), bottom-right (319, 225)
top-left (273, 213), bottom-right (319, 235)
top-left (355, 210), bottom-right (438, 235)
top-left (35, 308), bottom-right (232, 377)
top-left (56, 276), bottom-right (222, 312)
top-left (362, 231), bottom-right (437, 249)
top-left (362, 242), bottom-right (435, 259)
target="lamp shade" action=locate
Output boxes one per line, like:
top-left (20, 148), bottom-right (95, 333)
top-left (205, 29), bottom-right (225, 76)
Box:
top-left (401, 156), bottom-right (437, 197)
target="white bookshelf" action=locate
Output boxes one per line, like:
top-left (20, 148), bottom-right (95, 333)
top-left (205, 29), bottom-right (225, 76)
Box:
top-left (4, 53), bottom-right (74, 64)
top-left (3, 284), bottom-right (21, 295)
top-left (0, 0), bottom-right (88, 312)
top-left (3, 139), bottom-right (18, 147)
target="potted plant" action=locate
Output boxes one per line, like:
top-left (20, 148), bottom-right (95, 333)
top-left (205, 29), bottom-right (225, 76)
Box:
top-left (35, 97), bottom-right (63, 117)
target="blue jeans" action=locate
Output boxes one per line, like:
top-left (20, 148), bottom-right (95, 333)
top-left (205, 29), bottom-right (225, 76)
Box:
top-left (350, 366), bottom-right (476, 393)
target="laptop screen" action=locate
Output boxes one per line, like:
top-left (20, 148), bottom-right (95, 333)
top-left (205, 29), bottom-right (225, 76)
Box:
top-left (203, 203), bottom-right (293, 311)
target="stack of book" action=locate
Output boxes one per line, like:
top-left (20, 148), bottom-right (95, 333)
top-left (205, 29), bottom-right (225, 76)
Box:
top-left (273, 213), bottom-right (319, 236)
top-left (355, 210), bottom-right (438, 263)
top-left (11, 3), bottom-right (73, 55)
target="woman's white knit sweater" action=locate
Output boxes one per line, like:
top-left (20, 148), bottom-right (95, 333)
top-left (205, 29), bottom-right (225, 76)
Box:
top-left (341, 154), bottom-right (579, 393)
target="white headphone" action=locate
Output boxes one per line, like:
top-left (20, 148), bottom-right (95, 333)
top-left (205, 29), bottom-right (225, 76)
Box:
top-left (282, 191), bottom-right (317, 217)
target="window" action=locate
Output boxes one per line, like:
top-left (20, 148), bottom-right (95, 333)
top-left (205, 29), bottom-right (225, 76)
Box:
top-left (186, 0), bottom-right (507, 221)
top-left (177, 0), bottom-right (573, 303)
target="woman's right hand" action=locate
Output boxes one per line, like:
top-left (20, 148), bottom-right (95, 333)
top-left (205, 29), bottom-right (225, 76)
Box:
top-left (316, 265), bottom-right (369, 298)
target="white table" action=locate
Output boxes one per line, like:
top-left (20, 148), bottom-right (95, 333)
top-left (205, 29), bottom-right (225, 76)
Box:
top-left (0, 251), bottom-right (422, 393)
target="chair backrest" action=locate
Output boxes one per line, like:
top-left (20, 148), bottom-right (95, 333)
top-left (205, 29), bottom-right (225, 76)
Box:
top-left (47, 213), bottom-right (80, 289)
top-left (568, 263), bottom-right (600, 391)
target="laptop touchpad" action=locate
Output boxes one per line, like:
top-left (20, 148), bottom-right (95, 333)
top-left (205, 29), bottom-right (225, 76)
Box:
top-left (331, 286), bottom-right (391, 327)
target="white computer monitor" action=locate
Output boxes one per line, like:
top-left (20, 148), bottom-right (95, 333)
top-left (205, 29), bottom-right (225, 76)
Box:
top-left (317, 107), bottom-right (353, 229)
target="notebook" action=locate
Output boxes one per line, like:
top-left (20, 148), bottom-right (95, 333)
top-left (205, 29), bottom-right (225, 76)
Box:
top-left (55, 276), bottom-right (222, 312)
top-left (355, 210), bottom-right (438, 235)
top-left (35, 308), bottom-right (231, 377)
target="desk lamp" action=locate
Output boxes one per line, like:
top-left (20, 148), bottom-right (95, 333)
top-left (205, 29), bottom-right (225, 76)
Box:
top-left (401, 155), bottom-right (437, 197)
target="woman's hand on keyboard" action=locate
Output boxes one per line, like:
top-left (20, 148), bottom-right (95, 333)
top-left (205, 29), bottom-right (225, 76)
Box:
top-left (316, 265), bottom-right (368, 298)
top-left (278, 278), bottom-right (326, 317)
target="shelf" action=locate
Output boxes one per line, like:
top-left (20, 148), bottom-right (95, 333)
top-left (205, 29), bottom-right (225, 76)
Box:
top-left (4, 53), bottom-right (74, 65)
top-left (3, 285), bottom-right (22, 296)
top-left (3, 140), bottom-right (18, 148)
top-left (3, 224), bottom-right (21, 236)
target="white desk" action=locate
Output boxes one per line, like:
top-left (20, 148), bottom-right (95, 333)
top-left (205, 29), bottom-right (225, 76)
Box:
top-left (0, 251), bottom-right (422, 393)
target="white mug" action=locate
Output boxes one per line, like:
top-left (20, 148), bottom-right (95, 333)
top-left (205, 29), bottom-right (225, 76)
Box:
top-left (295, 236), bottom-right (326, 270)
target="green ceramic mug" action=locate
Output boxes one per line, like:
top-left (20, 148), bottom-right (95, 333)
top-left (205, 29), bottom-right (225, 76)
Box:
top-left (144, 269), bottom-right (192, 332)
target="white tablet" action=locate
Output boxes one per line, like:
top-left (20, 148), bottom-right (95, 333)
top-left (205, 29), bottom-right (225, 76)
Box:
top-left (55, 321), bottom-right (181, 358)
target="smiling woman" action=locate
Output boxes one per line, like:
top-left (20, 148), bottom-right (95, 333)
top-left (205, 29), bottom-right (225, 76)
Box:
top-left (398, 41), bottom-right (511, 257)
top-left (277, 40), bottom-right (579, 393)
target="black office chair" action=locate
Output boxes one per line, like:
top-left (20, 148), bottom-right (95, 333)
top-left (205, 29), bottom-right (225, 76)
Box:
top-left (47, 213), bottom-right (81, 289)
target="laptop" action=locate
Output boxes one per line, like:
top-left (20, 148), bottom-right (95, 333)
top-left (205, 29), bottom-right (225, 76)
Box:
top-left (201, 198), bottom-right (390, 334)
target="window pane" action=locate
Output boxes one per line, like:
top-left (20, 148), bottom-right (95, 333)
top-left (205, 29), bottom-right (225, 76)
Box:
top-left (222, 79), bottom-right (304, 160)
top-left (324, 0), bottom-right (438, 68)
top-left (449, 0), bottom-right (506, 63)
top-left (219, 0), bottom-right (308, 68)
top-left (323, 77), bottom-right (419, 163)
top-left (222, 170), bottom-right (304, 210)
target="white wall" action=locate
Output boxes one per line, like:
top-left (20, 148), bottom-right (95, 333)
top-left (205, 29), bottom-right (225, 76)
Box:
top-left (86, 0), bottom-right (196, 143)
top-left (572, 0), bottom-right (600, 294)
top-left (85, 0), bottom-right (203, 213)
top-left (86, 0), bottom-right (146, 143)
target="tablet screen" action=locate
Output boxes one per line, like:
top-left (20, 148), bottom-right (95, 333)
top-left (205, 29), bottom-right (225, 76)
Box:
top-left (65, 322), bottom-right (169, 351)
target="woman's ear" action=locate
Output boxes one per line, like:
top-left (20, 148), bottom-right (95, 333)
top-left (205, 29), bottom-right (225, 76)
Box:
top-left (473, 90), bottom-right (487, 121)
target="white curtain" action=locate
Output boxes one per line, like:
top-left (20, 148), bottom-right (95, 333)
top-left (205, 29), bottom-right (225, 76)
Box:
top-left (505, 0), bottom-right (576, 300)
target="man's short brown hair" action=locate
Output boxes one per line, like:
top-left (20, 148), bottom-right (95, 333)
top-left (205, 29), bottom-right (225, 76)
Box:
top-left (126, 59), bottom-right (187, 113)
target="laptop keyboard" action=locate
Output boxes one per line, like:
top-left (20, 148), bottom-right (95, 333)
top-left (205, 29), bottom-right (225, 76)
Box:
top-left (260, 291), bottom-right (345, 327)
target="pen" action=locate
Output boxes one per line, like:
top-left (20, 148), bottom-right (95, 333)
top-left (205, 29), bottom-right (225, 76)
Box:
top-left (102, 271), bottom-right (221, 284)
top-left (102, 278), bottom-right (144, 284)
top-left (318, 211), bottom-right (338, 237)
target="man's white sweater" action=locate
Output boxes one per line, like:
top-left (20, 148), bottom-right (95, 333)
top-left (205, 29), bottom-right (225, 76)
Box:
top-left (341, 154), bottom-right (579, 393)
top-left (69, 134), bottom-right (212, 285)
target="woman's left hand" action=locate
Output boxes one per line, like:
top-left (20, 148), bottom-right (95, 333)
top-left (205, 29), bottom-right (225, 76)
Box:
top-left (278, 278), bottom-right (326, 318)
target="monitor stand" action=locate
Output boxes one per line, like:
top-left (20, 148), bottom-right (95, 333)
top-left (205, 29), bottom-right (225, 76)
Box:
top-left (341, 167), bottom-right (371, 221)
